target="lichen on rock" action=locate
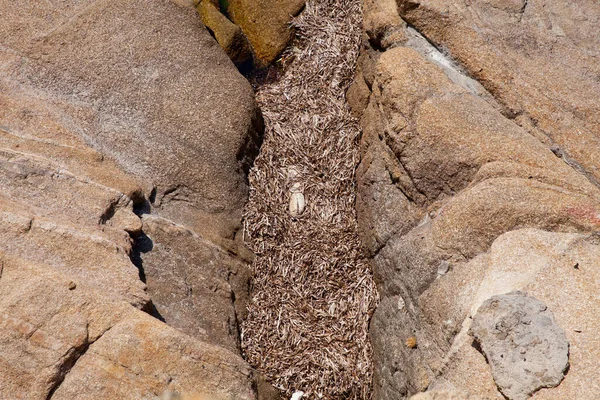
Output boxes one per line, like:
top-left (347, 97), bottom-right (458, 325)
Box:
top-left (470, 291), bottom-right (569, 400)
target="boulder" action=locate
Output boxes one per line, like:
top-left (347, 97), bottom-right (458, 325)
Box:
top-left (0, 253), bottom-right (257, 400)
top-left (354, 27), bottom-right (600, 399)
top-left (397, 0), bottom-right (600, 186)
top-left (357, 46), bottom-right (600, 261)
top-left (0, 0), bottom-right (266, 398)
top-left (137, 215), bottom-right (252, 353)
top-left (51, 312), bottom-right (256, 400)
top-left (1, 0), bottom-right (263, 244)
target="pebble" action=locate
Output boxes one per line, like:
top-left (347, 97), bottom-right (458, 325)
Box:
top-left (437, 260), bottom-right (450, 276)
top-left (406, 336), bottom-right (417, 349)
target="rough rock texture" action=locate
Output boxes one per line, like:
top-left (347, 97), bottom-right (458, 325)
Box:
top-left (470, 292), bottom-right (569, 400)
top-left (1, 0), bottom-right (263, 246)
top-left (138, 214), bottom-right (252, 353)
top-left (50, 312), bottom-right (256, 400)
top-left (0, 0), bottom-right (269, 398)
top-left (410, 389), bottom-right (482, 400)
top-left (197, 0), bottom-right (253, 69)
top-left (0, 253), bottom-right (257, 400)
top-left (351, 1), bottom-right (600, 398)
top-left (397, 0), bottom-right (600, 186)
top-left (226, 0), bottom-right (306, 66)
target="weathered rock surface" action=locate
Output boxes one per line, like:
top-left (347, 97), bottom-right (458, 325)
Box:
top-left (51, 311), bottom-right (256, 400)
top-left (197, 0), bottom-right (254, 69)
top-left (226, 0), bottom-right (306, 67)
top-left (410, 389), bottom-right (482, 400)
top-left (1, 0), bottom-right (263, 245)
top-left (470, 292), bottom-right (569, 400)
top-left (352, 1), bottom-right (600, 398)
top-left (397, 0), bottom-right (600, 187)
top-left (0, 254), bottom-right (257, 400)
top-left (138, 214), bottom-right (252, 353)
top-left (0, 0), bottom-right (268, 398)
top-left (418, 229), bottom-right (600, 399)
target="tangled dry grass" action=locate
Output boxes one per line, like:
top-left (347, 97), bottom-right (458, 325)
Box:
top-left (241, 0), bottom-right (378, 398)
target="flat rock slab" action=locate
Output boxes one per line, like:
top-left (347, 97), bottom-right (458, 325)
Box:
top-left (469, 291), bottom-right (569, 400)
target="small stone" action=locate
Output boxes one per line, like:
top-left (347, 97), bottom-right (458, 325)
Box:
top-left (110, 208), bottom-right (143, 235)
top-left (68, 281), bottom-right (77, 290)
top-left (406, 336), bottom-right (417, 349)
top-left (417, 213), bottom-right (431, 227)
top-left (289, 192), bottom-right (306, 217)
top-left (328, 303), bottom-right (336, 315)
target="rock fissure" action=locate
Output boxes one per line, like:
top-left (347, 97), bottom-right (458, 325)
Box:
top-left (46, 344), bottom-right (89, 400)
top-left (241, 0), bottom-right (378, 398)
top-left (549, 144), bottom-right (600, 190)
top-left (402, 23), bottom-right (509, 116)
top-left (47, 325), bottom-right (113, 400)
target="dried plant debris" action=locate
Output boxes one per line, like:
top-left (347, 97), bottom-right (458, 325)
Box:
top-left (241, 0), bottom-right (378, 399)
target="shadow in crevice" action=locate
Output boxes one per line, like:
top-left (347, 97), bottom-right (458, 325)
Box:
top-left (129, 228), bottom-right (166, 323)
top-left (130, 232), bottom-right (153, 283)
top-left (143, 300), bottom-right (166, 323)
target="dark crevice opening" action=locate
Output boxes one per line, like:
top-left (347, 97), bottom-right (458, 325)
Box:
top-left (130, 231), bottom-right (153, 284)
top-left (128, 200), bottom-right (166, 323)
top-left (46, 340), bottom-right (90, 399)
top-left (205, 26), bottom-right (217, 41)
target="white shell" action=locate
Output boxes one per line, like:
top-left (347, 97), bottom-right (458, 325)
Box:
top-left (289, 192), bottom-right (305, 217)
top-left (291, 391), bottom-right (305, 400)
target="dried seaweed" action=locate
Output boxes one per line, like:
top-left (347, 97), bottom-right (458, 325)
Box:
top-left (241, 0), bottom-right (379, 398)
